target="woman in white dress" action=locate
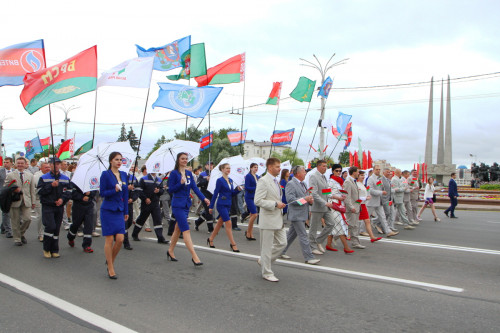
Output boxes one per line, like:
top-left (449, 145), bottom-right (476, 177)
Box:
top-left (417, 177), bottom-right (441, 222)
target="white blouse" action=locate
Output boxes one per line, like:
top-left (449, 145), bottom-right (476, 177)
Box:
top-left (424, 184), bottom-right (435, 199)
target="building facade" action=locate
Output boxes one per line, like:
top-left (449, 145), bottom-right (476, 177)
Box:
top-left (242, 140), bottom-right (289, 159)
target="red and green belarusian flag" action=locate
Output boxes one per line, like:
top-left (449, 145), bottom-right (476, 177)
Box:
top-left (266, 81), bottom-right (282, 105)
top-left (56, 138), bottom-right (74, 160)
top-left (40, 137), bottom-right (50, 150)
top-left (195, 53), bottom-right (245, 87)
top-left (322, 188), bottom-right (332, 195)
top-left (20, 46), bottom-right (97, 114)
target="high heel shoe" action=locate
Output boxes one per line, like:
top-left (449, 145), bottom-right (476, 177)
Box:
top-left (166, 250), bottom-right (178, 262)
top-left (230, 244), bottom-right (240, 252)
top-left (371, 237), bottom-right (382, 243)
top-left (325, 245), bottom-right (338, 252)
top-left (106, 261), bottom-right (118, 279)
top-left (207, 238), bottom-right (215, 248)
top-left (192, 258), bottom-right (203, 266)
top-left (344, 249), bottom-right (355, 254)
top-left (245, 231), bottom-right (256, 241)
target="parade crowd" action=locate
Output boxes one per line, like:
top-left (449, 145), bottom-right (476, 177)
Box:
top-left (0, 154), bottom-right (459, 282)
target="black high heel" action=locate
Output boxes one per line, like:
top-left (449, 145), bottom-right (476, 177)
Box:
top-left (192, 258), bottom-right (203, 266)
top-left (230, 244), bottom-right (240, 252)
top-left (166, 250), bottom-right (178, 262)
top-left (207, 238), bottom-right (215, 248)
top-left (105, 261), bottom-right (117, 279)
top-left (245, 231), bottom-right (256, 241)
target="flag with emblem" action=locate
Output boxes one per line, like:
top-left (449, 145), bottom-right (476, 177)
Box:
top-left (56, 138), bottom-right (75, 160)
top-left (317, 76), bottom-right (333, 98)
top-left (195, 53), bottom-right (245, 87)
top-left (136, 36), bottom-right (191, 71)
top-left (227, 130), bottom-right (247, 146)
top-left (75, 139), bottom-right (93, 155)
top-left (97, 57), bottom-right (154, 88)
top-left (152, 82), bottom-right (223, 118)
top-left (167, 43), bottom-right (207, 81)
top-left (270, 128), bottom-right (294, 146)
top-left (20, 46), bottom-right (97, 114)
top-left (266, 81), bottom-right (282, 105)
top-left (200, 132), bottom-right (213, 151)
top-left (0, 39), bottom-right (46, 87)
top-left (290, 76), bottom-right (316, 102)
top-left (24, 136), bottom-right (43, 159)
top-left (40, 136), bottom-right (50, 150)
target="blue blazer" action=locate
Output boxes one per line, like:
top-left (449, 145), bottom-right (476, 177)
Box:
top-left (448, 178), bottom-right (458, 197)
top-left (100, 170), bottom-right (129, 214)
top-left (280, 178), bottom-right (288, 213)
top-left (169, 169), bottom-right (205, 209)
top-left (244, 173), bottom-right (259, 199)
top-left (210, 176), bottom-right (240, 209)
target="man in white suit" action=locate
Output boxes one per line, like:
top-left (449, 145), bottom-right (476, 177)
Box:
top-left (4, 157), bottom-right (36, 246)
top-left (254, 157), bottom-right (287, 282)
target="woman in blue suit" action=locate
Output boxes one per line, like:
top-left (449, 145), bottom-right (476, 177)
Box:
top-left (244, 163), bottom-right (259, 240)
top-left (280, 169), bottom-right (289, 215)
top-left (208, 163), bottom-right (242, 252)
top-left (167, 152), bottom-right (209, 266)
top-left (100, 152), bottom-right (129, 279)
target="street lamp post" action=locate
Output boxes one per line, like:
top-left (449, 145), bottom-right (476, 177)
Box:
top-left (53, 103), bottom-right (80, 141)
top-left (0, 116), bottom-right (13, 158)
top-left (299, 54), bottom-right (348, 159)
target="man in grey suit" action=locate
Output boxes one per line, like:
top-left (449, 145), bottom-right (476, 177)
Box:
top-left (380, 168), bottom-right (396, 231)
top-left (344, 166), bottom-right (364, 249)
top-left (0, 157), bottom-right (14, 238)
top-left (4, 157), bottom-right (36, 245)
top-left (366, 165), bottom-right (399, 237)
top-left (254, 157), bottom-right (287, 282)
top-left (309, 160), bottom-right (343, 254)
top-left (391, 169), bottom-right (415, 230)
top-left (280, 165), bottom-right (319, 265)
top-left (409, 169), bottom-right (421, 222)
top-left (402, 170), bottom-right (418, 225)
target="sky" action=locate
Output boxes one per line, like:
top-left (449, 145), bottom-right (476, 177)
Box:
top-left (1, 0), bottom-right (499, 170)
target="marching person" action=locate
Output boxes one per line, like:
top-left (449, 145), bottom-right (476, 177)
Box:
top-left (0, 157), bottom-right (14, 239)
top-left (131, 171), bottom-right (169, 244)
top-left (357, 170), bottom-right (382, 242)
top-left (391, 169), bottom-right (415, 230)
top-left (444, 172), bottom-right (459, 219)
top-left (344, 166), bottom-right (365, 249)
top-left (37, 157), bottom-right (72, 258)
top-left (100, 152), bottom-right (129, 279)
top-left (366, 165), bottom-right (399, 237)
top-left (194, 161), bottom-right (215, 233)
top-left (280, 165), bottom-right (319, 264)
top-left (409, 169), bottom-right (421, 222)
top-left (123, 170), bottom-right (140, 250)
top-left (67, 184), bottom-right (97, 253)
top-left (4, 157), bottom-right (36, 246)
top-left (402, 170), bottom-right (418, 225)
top-left (167, 152), bottom-right (209, 265)
top-left (280, 169), bottom-right (289, 216)
top-left (254, 157), bottom-right (287, 282)
top-left (207, 163), bottom-right (242, 252)
top-left (243, 163), bottom-right (259, 240)
top-left (32, 162), bottom-right (50, 242)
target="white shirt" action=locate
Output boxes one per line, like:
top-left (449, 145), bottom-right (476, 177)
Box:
top-left (424, 184), bottom-right (435, 199)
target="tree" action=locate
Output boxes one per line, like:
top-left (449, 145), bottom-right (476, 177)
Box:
top-left (127, 127), bottom-right (139, 152)
top-left (118, 123), bottom-right (127, 142)
top-left (338, 151), bottom-right (349, 166)
top-left (309, 156), bottom-right (334, 169)
top-left (146, 135), bottom-right (169, 159)
top-left (270, 148), bottom-right (304, 167)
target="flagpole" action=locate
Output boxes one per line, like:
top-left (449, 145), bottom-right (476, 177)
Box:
top-left (239, 78), bottom-right (246, 155)
top-left (327, 135), bottom-right (343, 160)
top-left (48, 105), bottom-right (57, 174)
top-left (91, 90), bottom-right (98, 149)
top-left (269, 102), bottom-right (280, 159)
top-left (305, 123), bottom-right (319, 163)
top-left (208, 109), bottom-right (212, 166)
top-left (130, 83), bottom-right (152, 183)
top-left (291, 99), bottom-right (312, 164)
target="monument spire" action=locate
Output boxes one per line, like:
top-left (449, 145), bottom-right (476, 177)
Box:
top-left (437, 79), bottom-right (445, 164)
top-left (424, 77), bottom-right (434, 166)
top-left (444, 75), bottom-right (452, 165)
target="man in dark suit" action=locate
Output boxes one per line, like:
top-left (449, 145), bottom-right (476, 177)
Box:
top-left (444, 173), bottom-right (459, 218)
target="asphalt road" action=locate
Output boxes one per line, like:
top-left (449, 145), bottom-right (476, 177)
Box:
top-left (1, 208), bottom-right (500, 332)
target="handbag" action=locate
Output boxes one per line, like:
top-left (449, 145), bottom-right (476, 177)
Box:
top-left (331, 202), bottom-right (346, 214)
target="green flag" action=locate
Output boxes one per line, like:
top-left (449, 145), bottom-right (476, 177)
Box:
top-left (167, 43), bottom-right (207, 81)
top-left (290, 76), bottom-right (316, 102)
top-left (75, 140), bottom-right (93, 155)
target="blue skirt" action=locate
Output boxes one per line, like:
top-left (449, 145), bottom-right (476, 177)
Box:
top-left (216, 202), bottom-right (232, 222)
top-left (172, 207), bottom-right (190, 232)
top-left (100, 208), bottom-right (126, 236)
top-left (245, 196), bottom-right (258, 214)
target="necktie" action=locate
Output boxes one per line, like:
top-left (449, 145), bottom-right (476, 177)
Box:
top-left (301, 181), bottom-right (307, 193)
top-left (274, 179), bottom-right (280, 194)
top-left (20, 172), bottom-right (24, 186)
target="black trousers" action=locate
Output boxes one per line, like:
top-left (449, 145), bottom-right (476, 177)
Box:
top-left (124, 203), bottom-right (134, 245)
top-left (68, 203), bottom-right (94, 248)
top-left (133, 202), bottom-right (165, 241)
top-left (42, 205), bottom-right (64, 253)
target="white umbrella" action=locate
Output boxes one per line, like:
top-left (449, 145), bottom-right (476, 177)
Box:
top-left (145, 139), bottom-right (200, 174)
top-left (247, 157), bottom-right (266, 176)
top-left (208, 155), bottom-right (248, 194)
top-left (71, 142), bottom-right (136, 192)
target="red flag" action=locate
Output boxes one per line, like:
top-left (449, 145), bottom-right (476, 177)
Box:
top-left (353, 151), bottom-right (359, 167)
top-left (195, 53), bottom-right (245, 87)
top-left (266, 81), bottom-right (282, 105)
top-left (349, 151), bottom-right (353, 166)
top-left (362, 151), bottom-right (368, 170)
top-left (56, 138), bottom-right (74, 160)
top-left (368, 151), bottom-right (373, 169)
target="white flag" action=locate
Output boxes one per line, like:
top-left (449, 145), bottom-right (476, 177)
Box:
top-left (97, 57), bottom-right (154, 88)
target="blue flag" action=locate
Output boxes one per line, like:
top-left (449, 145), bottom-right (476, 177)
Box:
top-left (336, 112), bottom-right (352, 137)
top-left (152, 82), bottom-right (223, 118)
top-left (318, 76), bottom-right (333, 98)
top-left (136, 36), bottom-right (191, 71)
top-left (0, 39), bottom-right (45, 87)
top-left (24, 136), bottom-right (43, 159)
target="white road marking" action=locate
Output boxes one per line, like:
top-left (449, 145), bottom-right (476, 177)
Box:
top-left (143, 237), bottom-right (464, 293)
top-left (485, 221), bottom-right (500, 224)
top-left (0, 273), bottom-right (138, 333)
